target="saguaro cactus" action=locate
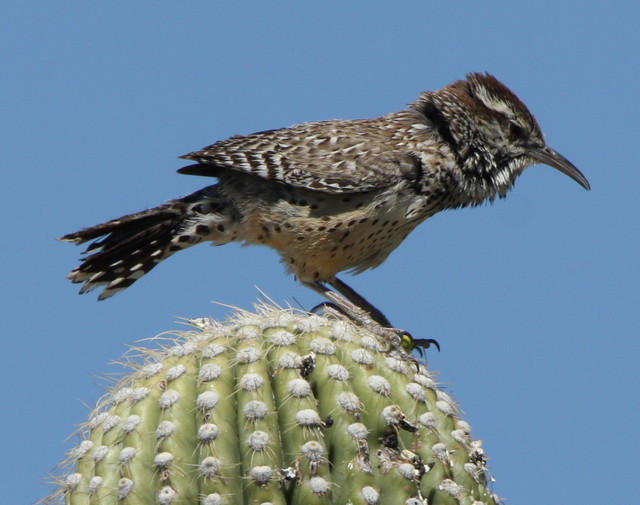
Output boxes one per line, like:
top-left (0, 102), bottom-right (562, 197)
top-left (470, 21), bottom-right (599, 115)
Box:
top-left (46, 306), bottom-right (500, 505)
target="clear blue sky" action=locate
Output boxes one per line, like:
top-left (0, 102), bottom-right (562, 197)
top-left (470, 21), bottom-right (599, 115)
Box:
top-left (2, 2), bottom-right (638, 504)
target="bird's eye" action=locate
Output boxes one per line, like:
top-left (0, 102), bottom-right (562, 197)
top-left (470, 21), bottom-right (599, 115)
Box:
top-left (508, 122), bottom-right (524, 140)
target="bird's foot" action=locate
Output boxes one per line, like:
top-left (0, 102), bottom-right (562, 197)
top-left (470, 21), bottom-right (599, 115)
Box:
top-left (311, 301), bottom-right (415, 355)
top-left (311, 302), bottom-right (440, 356)
top-left (412, 338), bottom-right (441, 356)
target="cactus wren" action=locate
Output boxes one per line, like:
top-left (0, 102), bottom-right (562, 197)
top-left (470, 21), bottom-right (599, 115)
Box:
top-left (60, 73), bottom-right (589, 339)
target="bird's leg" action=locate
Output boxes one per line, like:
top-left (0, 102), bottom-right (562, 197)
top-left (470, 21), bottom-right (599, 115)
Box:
top-left (302, 279), bottom-right (404, 350)
top-left (302, 280), bottom-right (373, 324)
top-left (331, 277), bottom-right (437, 349)
top-left (304, 279), bottom-right (440, 353)
top-left (328, 277), bottom-right (393, 328)
top-left (309, 301), bottom-right (352, 319)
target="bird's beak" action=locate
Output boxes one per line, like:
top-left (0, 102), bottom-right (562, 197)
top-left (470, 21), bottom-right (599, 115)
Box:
top-left (527, 145), bottom-right (590, 190)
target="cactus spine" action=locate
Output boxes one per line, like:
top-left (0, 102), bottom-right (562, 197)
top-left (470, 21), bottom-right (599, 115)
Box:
top-left (46, 306), bottom-right (500, 505)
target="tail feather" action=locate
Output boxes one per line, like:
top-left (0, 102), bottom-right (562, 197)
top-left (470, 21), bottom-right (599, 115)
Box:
top-left (60, 188), bottom-right (224, 300)
top-left (62, 213), bottom-right (184, 300)
top-left (62, 211), bottom-right (179, 254)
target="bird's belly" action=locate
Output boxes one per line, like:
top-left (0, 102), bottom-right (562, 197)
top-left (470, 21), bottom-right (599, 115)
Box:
top-left (244, 190), bottom-right (427, 282)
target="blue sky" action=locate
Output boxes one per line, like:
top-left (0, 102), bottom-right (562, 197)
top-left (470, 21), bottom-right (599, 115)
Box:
top-left (2, 2), bottom-right (638, 503)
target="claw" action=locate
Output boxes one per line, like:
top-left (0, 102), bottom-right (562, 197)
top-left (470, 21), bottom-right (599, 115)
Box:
top-left (310, 301), bottom-right (348, 317)
top-left (413, 338), bottom-right (441, 353)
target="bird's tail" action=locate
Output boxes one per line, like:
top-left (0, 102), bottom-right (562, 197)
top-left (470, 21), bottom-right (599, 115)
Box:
top-left (59, 187), bottom-right (234, 300)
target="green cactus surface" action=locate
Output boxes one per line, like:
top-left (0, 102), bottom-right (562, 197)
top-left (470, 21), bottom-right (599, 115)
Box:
top-left (46, 306), bottom-right (500, 505)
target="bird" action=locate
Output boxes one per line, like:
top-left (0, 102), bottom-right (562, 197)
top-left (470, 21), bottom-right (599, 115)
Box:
top-left (60, 73), bottom-right (589, 340)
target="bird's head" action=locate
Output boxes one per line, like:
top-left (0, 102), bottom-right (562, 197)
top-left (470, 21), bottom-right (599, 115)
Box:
top-left (415, 73), bottom-right (589, 204)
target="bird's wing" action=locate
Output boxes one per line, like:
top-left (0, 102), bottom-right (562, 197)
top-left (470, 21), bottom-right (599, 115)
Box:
top-left (178, 117), bottom-right (422, 194)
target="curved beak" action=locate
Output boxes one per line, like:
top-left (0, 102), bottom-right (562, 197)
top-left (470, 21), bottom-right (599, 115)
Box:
top-left (527, 145), bottom-right (590, 190)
